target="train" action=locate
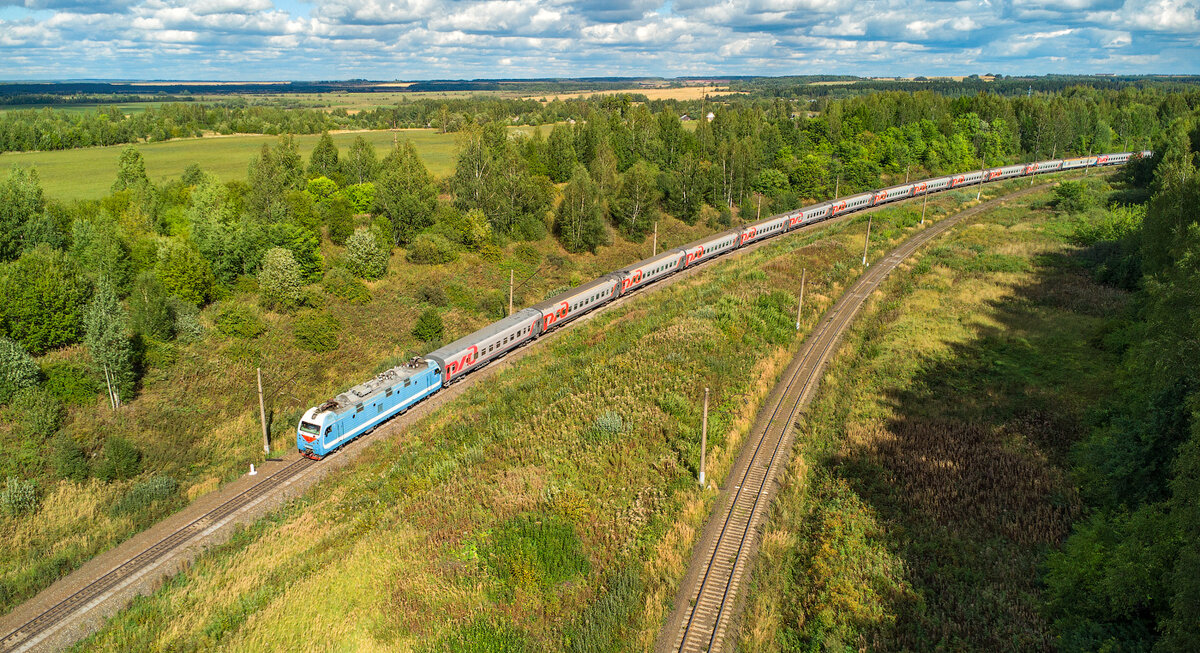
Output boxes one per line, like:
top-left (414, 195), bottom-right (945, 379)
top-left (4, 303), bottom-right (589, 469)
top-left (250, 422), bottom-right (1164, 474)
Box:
top-left (296, 150), bottom-right (1151, 459)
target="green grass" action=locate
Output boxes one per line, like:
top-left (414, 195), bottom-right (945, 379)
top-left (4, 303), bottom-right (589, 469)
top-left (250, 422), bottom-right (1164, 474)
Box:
top-left (0, 129), bottom-right (469, 200)
top-left (737, 176), bottom-right (1131, 650)
top-left (64, 185), bottom-right (1021, 651)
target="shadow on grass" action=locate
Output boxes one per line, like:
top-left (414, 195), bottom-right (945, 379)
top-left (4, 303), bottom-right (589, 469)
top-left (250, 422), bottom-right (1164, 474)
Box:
top-left (821, 248), bottom-right (1127, 650)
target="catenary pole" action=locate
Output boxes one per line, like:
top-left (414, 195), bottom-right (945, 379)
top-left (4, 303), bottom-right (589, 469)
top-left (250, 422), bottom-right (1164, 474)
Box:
top-left (796, 268), bottom-right (806, 330)
top-left (257, 368), bottom-right (269, 455)
top-left (700, 388), bottom-right (709, 487)
top-left (862, 216), bottom-right (872, 267)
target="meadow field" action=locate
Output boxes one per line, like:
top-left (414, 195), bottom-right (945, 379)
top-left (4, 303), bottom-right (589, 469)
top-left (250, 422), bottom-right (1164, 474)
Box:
top-left (63, 183), bottom-right (1034, 651)
top-left (738, 176), bottom-right (1126, 650)
top-left (0, 129), bottom-right (467, 200)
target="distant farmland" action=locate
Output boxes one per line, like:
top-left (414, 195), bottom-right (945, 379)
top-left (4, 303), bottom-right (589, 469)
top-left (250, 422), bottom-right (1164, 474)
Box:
top-left (0, 127), bottom-right (539, 200)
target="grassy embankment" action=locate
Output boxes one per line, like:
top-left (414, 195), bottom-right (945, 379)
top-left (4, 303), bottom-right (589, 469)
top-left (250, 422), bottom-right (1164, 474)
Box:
top-left (63, 182), bottom-right (1031, 650)
top-left (737, 176), bottom-right (1130, 650)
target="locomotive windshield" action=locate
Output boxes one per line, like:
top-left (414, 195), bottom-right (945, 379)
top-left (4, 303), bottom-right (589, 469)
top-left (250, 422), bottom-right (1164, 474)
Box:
top-left (299, 421), bottom-right (320, 436)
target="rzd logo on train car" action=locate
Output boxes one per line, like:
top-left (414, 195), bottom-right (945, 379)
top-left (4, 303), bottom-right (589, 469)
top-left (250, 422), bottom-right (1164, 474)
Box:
top-left (986, 169), bottom-right (1003, 181)
top-left (542, 301), bottom-right (570, 328)
top-left (446, 345), bottom-right (479, 376)
top-left (1097, 155), bottom-right (1109, 164)
top-left (829, 200), bottom-right (848, 216)
top-left (873, 190), bottom-right (888, 205)
top-left (950, 174), bottom-right (967, 187)
top-left (621, 270), bottom-right (644, 292)
top-left (1024, 164), bottom-right (1038, 175)
top-left (787, 213), bottom-right (801, 227)
top-left (685, 246), bottom-right (705, 265)
top-left (912, 182), bottom-right (928, 194)
top-left (742, 226), bottom-right (758, 243)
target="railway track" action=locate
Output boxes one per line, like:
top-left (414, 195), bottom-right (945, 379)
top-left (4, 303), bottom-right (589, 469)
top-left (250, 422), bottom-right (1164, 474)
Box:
top-left (664, 186), bottom-right (1043, 653)
top-left (0, 457), bottom-right (317, 653)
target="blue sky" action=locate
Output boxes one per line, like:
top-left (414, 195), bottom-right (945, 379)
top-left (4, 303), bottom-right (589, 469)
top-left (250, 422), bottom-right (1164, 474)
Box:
top-left (0, 0), bottom-right (1197, 79)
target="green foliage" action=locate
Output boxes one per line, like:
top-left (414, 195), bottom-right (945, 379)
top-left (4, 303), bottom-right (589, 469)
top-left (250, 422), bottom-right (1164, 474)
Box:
top-left (42, 361), bottom-right (98, 405)
top-left (342, 136), bottom-right (379, 186)
top-left (0, 337), bottom-right (40, 404)
top-left (555, 165), bottom-right (609, 253)
top-left (111, 145), bottom-right (148, 193)
top-left (95, 436), bottom-right (141, 482)
top-left (0, 244), bottom-right (87, 354)
top-left (305, 132), bottom-right (340, 182)
top-left (320, 267), bottom-right (371, 304)
top-left (84, 275), bottom-right (136, 402)
top-left (15, 387), bottom-right (64, 440)
top-left (265, 222), bottom-right (323, 281)
top-left (110, 476), bottom-right (179, 516)
top-left (305, 175), bottom-right (338, 202)
top-left (559, 566), bottom-right (644, 653)
top-left (406, 233), bottom-right (459, 265)
top-left (411, 309), bottom-right (444, 342)
top-left (417, 284), bottom-right (447, 307)
top-left (340, 182), bottom-right (375, 213)
top-left (69, 214), bottom-right (132, 291)
top-left (129, 272), bottom-right (175, 341)
top-left (481, 512), bottom-right (590, 591)
top-left (344, 227), bottom-right (389, 279)
top-left (431, 616), bottom-right (531, 653)
top-left (591, 411), bottom-right (624, 441)
top-left (0, 166), bottom-right (45, 262)
top-left (171, 298), bottom-right (205, 342)
top-left (215, 304), bottom-right (265, 339)
top-left (258, 247), bottom-right (304, 311)
top-left (156, 240), bottom-right (215, 306)
top-left (51, 434), bottom-right (90, 482)
top-left (612, 160), bottom-right (660, 238)
top-left (292, 310), bottom-right (340, 353)
top-left (546, 124), bottom-right (577, 183)
top-left (325, 197), bottom-right (355, 245)
top-left (247, 135), bottom-right (303, 221)
top-left (1054, 180), bottom-right (1093, 213)
top-left (374, 141), bottom-right (438, 245)
top-left (1074, 204), bottom-right (1145, 245)
top-left (0, 477), bottom-right (38, 518)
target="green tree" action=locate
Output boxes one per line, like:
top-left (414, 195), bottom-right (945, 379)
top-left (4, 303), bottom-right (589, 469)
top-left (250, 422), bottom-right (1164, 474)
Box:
top-left (129, 272), bottom-right (175, 341)
top-left (306, 132), bottom-right (340, 182)
top-left (554, 165), bottom-right (608, 253)
top-left (0, 166), bottom-right (45, 262)
top-left (266, 222), bottom-right (323, 281)
top-left (547, 124), bottom-right (577, 183)
top-left (84, 276), bottom-right (136, 406)
top-left (345, 227), bottom-right (388, 279)
top-left (69, 214), bottom-right (132, 291)
top-left (156, 241), bottom-right (215, 306)
top-left (342, 136), bottom-right (379, 185)
top-left (111, 145), bottom-right (149, 193)
top-left (0, 336), bottom-right (39, 405)
top-left (612, 160), bottom-right (660, 237)
top-left (411, 308), bottom-right (444, 342)
top-left (258, 247), bottom-right (304, 311)
top-left (374, 141), bottom-right (438, 245)
top-left (0, 244), bottom-right (87, 353)
top-left (247, 136), bottom-right (303, 222)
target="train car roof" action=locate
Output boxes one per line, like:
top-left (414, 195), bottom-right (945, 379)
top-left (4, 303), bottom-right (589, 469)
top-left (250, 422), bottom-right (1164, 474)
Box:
top-left (529, 274), bottom-right (621, 313)
top-left (613, 247), bottom-right (688, 276)
top-left (425, 307), bottom-right (543, 365)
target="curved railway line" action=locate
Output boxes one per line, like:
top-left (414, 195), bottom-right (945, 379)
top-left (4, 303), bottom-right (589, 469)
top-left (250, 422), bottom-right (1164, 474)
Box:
top-left (1, 178), bottom-right (1070, 653)
top-left (661, 183), bottom-right (1048, 653)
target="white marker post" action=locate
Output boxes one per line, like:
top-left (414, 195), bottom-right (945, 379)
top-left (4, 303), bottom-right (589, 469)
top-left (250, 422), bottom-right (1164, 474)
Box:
top-left (257, 367), bottom-right (269, 455)
top-left (862, 216), bottom-right (872, 267)
top-left (796, 268), bottom-right (806, 330)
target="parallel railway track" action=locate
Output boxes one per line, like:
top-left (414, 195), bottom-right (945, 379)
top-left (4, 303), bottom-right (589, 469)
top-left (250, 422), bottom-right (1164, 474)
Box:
top-left (666, 185), bottom-right (1044, 653)
top-left (0, 457), bottom-right (317, 652)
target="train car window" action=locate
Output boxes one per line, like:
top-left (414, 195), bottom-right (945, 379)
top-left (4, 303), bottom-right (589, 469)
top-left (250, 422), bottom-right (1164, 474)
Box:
top-left (404, 379), bottom-right (411, 387)
top-left (385, 388), bottom-right (393, 397)
top-left (356, 404), bottom-right (364, 412)
top-left (325, 427), bottom-right (332, 435)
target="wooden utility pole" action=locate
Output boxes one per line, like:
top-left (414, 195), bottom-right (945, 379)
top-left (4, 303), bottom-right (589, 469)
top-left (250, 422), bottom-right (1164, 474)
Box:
top-left (509, 269), bottom-right (514, 316)
top-left (905, 164), bottom-right (910, 183)
top-left (862, 217), bottom-right (872, 267)
top-left (652, 221), bottom-right (658, 256)
top-left (976, 153), bottom-right (986, 201)
top-left (834, 173), bottom-right (840, 199)
top-left (795, 268), bottom-right (806, 329)
top-left (257, 368), bottom-right (269, 455)
top-left (756, 194), bottom-right (762, 221)
top-left (699, 388), bottom-right (709, 487)
top-left (921, 187), bottom-right (928, 225)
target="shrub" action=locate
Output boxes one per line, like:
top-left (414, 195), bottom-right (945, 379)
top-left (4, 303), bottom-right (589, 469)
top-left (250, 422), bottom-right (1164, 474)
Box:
top-left (326, 200), bottom-right (355, 245)
top-left (411, 309), bottom-right (444, 342)
top-left (129, 272), bottom-right (175, 341)
top-left (52, 434), bottom-right (90, 482)
top-left (514, 243), bottom-right (541, 266)
top-left (345, 227), bottom-right (389, 279)
top-left (1054, 181), bottom-right (1093, 213)
top-left (15, 387), bottom-right (64, 440)
top-left (341, 182), bottom-right (375, 213)
top-left (110, 476), bottom-right (178, 516)
top-left (592, 411), bottom-right (624, 441)
top-left (258, 247), bottom-right (305, 311)
top-left (215, 304), bottom-right (266, 339)
top-left (42, 361), bottom-right (98, 405)
top-left (321, 267), bottom-right (371, 304)
top-left (293, 310), bottom-right (340, 353)
top-left (0, 477), bottom-right (38, 518)
top-left (406, 233), bottom-right (459, 265)
top-left (0, 337), bottom-right (40, 405)
top-left (95, 436), bottom-right (141, 482)
top-left (482, 512), bottom-right (590, 590)
top-left (416, 284), bottom-right (447, 307)
top-left (0, 245), bottom-right (87, 354)
top-left (156, 240), bottom-right (215, 306)
top-left (171, 299), bottom-right (205, 342)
